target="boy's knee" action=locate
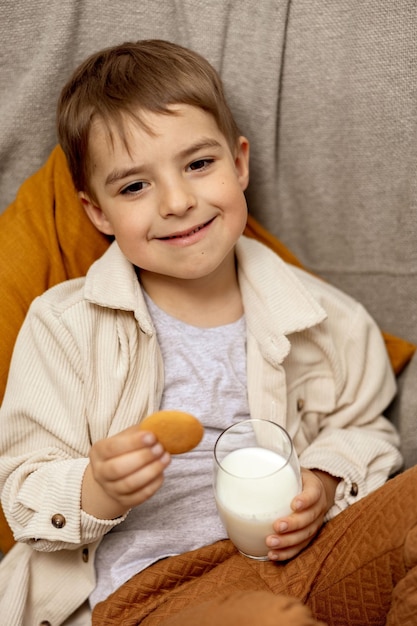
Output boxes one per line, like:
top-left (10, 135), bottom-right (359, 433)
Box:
top-left (161, 590), bottom-right (326, 626)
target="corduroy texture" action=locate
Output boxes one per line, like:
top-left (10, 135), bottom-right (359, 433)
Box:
top-left (0, 145), bottom-right (414, 557)
top-left (93, 466), bottom-right (417, 626)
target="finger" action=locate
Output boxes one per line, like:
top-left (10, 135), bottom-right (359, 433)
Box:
top-left (267, 536), bottom-right (312, 562)
top-left (267, 512), bottom-right (324, 559)
top-left (94, 426), bottom-right (158, 462)
top-left (107, 454), bottom-right (171, 506)
top-left (268, 518), bottom-right (319, 547)
top-left (94, 441), bottom-right (168, 483)
top-left (111, 453), bottom-right (171, 497)
top-left (110, 470), bottom-right (167, 509)
top-left (266, 519), bottom-right (322, 561)
top-left (291, 486), bottom-right (321, 513)
top-left (272, 505), bottom-right (322, 535)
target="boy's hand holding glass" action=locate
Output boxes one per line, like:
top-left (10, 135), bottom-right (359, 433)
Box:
top-left (266, 468), bottom-right (340, 561)
top-left (82, 425), bottom-right (171, 520)
top-left (213, 420), bottom-right (340, 562)
top-left (213, 419), bottom-right (302, 560)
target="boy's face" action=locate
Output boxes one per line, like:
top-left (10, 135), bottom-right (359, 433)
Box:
top-left (80, 105), bottom-right (249, 287)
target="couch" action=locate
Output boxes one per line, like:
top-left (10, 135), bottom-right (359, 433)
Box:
top-left (0, 1), bottom-right (415, 621)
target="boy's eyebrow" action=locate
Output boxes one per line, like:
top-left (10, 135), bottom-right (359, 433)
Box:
top-left (178, 138), bottom-right (223, 160)
top-left (105, 138), bottom-right (223, 187)
top-left (105, 166), bottom-right (144, 187)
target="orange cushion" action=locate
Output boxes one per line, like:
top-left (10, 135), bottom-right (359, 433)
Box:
top-left (243, 216), bottom-right (416, 376)
top-left (0, 145), bottom-right (415, 554)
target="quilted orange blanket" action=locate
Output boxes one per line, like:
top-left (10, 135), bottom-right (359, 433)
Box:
top-left (93, 466), bottom-right (417, 626)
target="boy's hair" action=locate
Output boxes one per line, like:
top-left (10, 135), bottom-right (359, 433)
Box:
top-left (57, 40), bottom-right (240, 196)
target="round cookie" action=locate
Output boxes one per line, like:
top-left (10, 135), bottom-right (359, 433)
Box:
top-left (139, 410), bottom-right (204, 454)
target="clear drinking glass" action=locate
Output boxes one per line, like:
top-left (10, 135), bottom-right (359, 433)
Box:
top-left (213, 419), bottom-right (301, 560)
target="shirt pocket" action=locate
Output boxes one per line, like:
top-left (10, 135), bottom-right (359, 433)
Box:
top-left (286, 375), bottom-right (336, 454)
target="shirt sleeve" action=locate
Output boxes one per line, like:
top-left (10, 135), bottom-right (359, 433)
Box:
top-left (0, 294), bottom-right (126, 550)
top-left (298, 297), bottom-right (403, 520)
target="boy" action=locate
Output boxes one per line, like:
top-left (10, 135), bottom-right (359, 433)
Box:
top-left (0, 40), bottom-right (404, 625)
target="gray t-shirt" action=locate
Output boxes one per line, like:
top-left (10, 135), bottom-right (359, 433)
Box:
top-left (90, 294), bottom-right (249, 608)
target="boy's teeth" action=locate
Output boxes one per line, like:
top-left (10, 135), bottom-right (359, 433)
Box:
top-left (171, 225), bottom-right (202, 239)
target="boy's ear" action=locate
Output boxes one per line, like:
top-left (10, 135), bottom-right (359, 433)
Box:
top-left (235, 136), bottom-right (250, 191)
top-left (79, 192), bottom-right (115, 236)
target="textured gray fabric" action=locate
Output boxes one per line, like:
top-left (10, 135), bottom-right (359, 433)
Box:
top-left (388, 353), bottom-right (417, 470)
top-left (274, 2), bottom-right (417, 349)
top-left (0, 1), bottom-right (416, 465)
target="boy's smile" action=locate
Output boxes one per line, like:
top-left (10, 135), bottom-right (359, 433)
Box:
top-left (155, 216), bottom-right (216, 244)
top-left (81, 105), bottom-right (250, 302)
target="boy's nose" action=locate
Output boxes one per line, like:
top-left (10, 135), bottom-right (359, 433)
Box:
top-left (159, 179), bottom-right (196, 217)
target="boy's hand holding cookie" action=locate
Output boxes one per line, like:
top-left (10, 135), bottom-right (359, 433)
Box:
top-left (82, 424), bottom-right (171, 520)
top-left (82, 410), bottom-right (203, 520)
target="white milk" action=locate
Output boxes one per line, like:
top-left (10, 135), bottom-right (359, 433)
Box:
top-left (215, 447), bottom-right (300, 558)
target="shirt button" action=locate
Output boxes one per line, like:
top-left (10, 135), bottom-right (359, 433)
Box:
top-left (51, 513), bottom-right (66, 528)
top-left (350, 483), bottom-right (359, 497)
top-left (82, 547), bottom-right (89, 563)
top-left (296, 398), bottom-right (304, 412)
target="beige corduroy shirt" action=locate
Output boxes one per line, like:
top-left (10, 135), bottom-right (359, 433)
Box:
top-left (0, 236), bottom-right (402, 625)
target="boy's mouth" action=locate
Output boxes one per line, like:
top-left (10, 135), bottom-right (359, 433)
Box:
top-left (158, 218), bottom-right (214, 240)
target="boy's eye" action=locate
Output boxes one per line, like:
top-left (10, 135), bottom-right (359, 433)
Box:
top-left (188, 158), bottom-right (214, 172)
top-left (120, 181), bottom-right (147, 195)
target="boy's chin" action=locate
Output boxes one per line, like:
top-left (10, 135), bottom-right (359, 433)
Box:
top-left (139, 260), bottom-right (236, 285)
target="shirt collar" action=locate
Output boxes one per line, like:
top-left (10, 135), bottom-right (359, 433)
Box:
top-left (83, 236), bottom-right (327, 343)
top-left (83, 241), bottom-right (154, 335)
top-left (236, 236), bottom-right (327, 363)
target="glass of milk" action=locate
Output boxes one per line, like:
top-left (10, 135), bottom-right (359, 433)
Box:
top-left (213, 419), bottom-right (301, 560)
